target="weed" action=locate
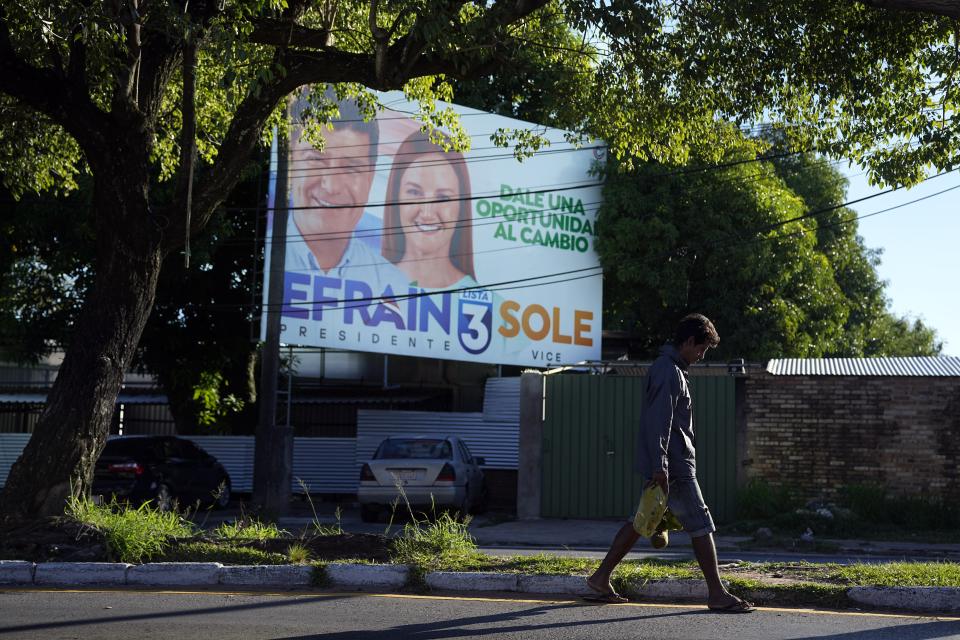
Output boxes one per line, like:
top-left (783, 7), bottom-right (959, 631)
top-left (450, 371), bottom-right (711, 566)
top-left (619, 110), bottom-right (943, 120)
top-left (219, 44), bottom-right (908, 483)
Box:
top-left (841, 485), bottom-right (960, 531)
top-left (296, 478), bottom-right (343, 536)
top-left (287, 543), bottom-right (312, 564)
top-left (388, 483), bottom-right (482, 574)
top-left (391, 510), bottom-right (481, 569)
top-left (213, 517), bottom-right (287, 541)
top-left (736, 479), bottom-right (799, 520)
top-left (311, 563), bottom-right (329, 587)
top-left (66, 494), bottom-right (194, 563)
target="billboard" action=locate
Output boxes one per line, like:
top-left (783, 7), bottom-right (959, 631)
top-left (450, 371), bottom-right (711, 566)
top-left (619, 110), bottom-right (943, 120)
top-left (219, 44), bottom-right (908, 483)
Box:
top-left (263, 88), bottom-right (604, 368)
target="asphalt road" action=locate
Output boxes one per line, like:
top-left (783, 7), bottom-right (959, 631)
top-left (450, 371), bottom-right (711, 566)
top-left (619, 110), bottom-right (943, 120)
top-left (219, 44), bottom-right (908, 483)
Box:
top-left (2, 588), bottom-right (958, 640)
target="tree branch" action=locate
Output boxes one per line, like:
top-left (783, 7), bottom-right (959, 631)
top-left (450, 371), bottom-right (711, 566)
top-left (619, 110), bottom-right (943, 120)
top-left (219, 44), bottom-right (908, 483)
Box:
top-left (249, 18), bottom-right (335, 49)
top-left (182, 0), bottom-right (551, 245)
top-left (0, 7), bottom-right (107, 151)
top-left (370, 0), bottom-right (390, 84)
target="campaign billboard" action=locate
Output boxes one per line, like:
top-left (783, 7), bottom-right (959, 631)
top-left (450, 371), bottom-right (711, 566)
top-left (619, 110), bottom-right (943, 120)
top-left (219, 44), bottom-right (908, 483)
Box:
top-left (262, 88), bottom-right (605, 368)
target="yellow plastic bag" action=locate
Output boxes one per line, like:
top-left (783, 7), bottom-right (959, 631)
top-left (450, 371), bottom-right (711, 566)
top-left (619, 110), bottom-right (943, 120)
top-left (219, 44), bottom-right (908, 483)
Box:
top-left (632, 484), bottom-right (668, 536)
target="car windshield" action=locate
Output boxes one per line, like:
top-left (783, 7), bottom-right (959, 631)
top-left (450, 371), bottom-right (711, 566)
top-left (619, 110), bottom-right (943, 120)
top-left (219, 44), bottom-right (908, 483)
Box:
top-left (375, 439), bottom-right (452, 460)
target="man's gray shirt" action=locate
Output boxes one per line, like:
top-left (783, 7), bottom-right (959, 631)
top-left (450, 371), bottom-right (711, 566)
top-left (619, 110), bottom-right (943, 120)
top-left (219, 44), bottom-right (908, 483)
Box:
top-left (635, 343), bottom-right (697, 480)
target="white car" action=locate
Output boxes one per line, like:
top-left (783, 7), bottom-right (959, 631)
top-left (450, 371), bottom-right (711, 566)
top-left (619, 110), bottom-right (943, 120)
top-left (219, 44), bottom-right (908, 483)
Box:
top-left (358, 435), bottom-right (488, 522)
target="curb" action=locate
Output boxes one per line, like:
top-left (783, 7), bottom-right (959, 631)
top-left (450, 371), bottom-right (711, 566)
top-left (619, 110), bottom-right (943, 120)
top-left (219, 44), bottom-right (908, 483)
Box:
top-left (221, 564), bottom-right (314, 587)
top-left (0, 560), bottom-right (35, 584)
top-left (325, 563), bottom-right (408, 589)
top-left (1, 560), bottom-right (958, 614)
top-left (35, 562), bottom-right (130, 586)
top-left (848, 586), bottom-right (960, 613)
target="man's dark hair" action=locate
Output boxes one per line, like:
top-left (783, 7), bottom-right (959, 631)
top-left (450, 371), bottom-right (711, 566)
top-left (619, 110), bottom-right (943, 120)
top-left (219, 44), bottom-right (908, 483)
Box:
top-left (290, 86), bottom-right (379, 162)
top-left (673, 313), bottom-right (720, 348)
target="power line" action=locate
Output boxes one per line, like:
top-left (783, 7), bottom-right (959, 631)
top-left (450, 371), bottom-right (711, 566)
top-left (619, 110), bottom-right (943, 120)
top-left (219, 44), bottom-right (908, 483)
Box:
top-left (746, 167), bottom-right (959, 236)
top-left (206, 148), bottom-right (913, 260)
top-left (243, 265), bottom-right (604, 311)
top-left (218, 172), bottom-right (957, 314)
top-left (221, 146), bottom-right (900, 248)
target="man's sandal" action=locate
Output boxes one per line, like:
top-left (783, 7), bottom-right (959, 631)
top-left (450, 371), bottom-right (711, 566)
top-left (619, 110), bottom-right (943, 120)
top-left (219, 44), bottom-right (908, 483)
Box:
top-left (708, 598), bottom-right (756, 613)
top-left (583, 579), bottom-right (629, 604)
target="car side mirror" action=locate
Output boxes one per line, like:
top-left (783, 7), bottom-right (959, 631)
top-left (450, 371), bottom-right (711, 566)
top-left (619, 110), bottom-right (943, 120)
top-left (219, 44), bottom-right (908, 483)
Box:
top-left (475, 457), bottom-right (486, 466)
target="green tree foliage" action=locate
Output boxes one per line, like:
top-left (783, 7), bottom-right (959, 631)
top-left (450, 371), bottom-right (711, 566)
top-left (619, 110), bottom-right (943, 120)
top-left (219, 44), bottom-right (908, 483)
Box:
top-left (601, 132), bottom-right (846, 359)
top-left (573, 1), bottom-right (960, 186)
top-left (599, 131), bottom-right (942, 360)
top-left (0, 182), bottom-right (94, 361)
top-left (767, 148), bottom-right (942, 356)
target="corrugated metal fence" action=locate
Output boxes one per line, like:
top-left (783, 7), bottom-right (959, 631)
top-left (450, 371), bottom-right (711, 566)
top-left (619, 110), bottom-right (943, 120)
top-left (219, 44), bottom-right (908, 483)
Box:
top-left (0, 377), bottom-right (522, 494)
top-left (540, 375), bottom-right (737, 522)
top-left (356, 410), bottom-right (518, 470)
top-left (0, 410), bottom-right (518, 494)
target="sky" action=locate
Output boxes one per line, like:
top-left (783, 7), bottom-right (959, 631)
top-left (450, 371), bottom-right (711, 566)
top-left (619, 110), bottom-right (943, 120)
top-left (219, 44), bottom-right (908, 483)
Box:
top-left (843, 167), bottom-right (960, 357)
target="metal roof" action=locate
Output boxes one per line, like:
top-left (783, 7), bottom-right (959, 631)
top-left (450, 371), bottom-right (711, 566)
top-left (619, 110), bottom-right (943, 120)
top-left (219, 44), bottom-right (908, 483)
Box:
top-left (766, 357), bottom-right (960, 377)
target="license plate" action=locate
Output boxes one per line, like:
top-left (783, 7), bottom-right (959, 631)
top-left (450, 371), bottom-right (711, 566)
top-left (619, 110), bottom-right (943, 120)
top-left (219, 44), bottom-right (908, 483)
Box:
top-left (390, 469), bottom-right (418, 480)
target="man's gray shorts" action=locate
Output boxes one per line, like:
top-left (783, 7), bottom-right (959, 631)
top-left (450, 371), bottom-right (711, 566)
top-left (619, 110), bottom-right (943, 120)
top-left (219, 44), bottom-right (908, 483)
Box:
top-left (629, 476), bottom-right (716, 538)
top-left (667, 476), bottom-right (716, 538)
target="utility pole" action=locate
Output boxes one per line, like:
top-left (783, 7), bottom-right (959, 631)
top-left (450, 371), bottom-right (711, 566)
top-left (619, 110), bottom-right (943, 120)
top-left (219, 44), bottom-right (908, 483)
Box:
top-left (253, 102), bottom-right (293, 516)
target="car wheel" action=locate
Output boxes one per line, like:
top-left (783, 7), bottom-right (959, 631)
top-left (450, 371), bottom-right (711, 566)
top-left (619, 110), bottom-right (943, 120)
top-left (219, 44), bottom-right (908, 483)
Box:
top-left (360, 505), bottom-right (380, 523)
top-left (214, 478), bottom-right (231, 509)
top-left (154, 484), bottom-right (173, 512)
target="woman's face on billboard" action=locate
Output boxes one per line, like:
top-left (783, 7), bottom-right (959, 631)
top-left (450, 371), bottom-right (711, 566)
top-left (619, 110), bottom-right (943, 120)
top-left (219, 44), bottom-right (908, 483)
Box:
top-left (397, 155), bottom-right (461, 258)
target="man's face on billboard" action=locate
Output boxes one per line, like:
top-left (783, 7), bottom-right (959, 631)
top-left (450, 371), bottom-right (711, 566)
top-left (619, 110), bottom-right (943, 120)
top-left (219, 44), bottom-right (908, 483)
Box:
top-left (292, 126), bottom-right (375, 238)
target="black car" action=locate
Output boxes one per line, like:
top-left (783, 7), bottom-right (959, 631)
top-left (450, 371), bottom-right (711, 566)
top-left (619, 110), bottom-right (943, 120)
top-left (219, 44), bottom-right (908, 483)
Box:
top-left (92, 436), bottom-right (231, 511)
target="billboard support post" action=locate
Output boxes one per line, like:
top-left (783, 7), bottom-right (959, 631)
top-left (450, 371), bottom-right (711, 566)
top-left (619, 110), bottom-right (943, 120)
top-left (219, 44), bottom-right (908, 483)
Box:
top-left (253, 103), bottom-right (293, 516)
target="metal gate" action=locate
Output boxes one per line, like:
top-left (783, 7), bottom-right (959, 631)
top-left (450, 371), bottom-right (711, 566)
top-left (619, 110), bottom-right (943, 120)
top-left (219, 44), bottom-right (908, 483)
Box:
top-left (540, 374), bottom-right (737, 522)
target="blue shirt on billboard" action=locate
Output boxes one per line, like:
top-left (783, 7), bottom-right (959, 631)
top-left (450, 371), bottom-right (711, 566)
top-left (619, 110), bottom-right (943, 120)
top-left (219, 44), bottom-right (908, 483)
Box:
top-left (285, 212), bottom-right (408, 295)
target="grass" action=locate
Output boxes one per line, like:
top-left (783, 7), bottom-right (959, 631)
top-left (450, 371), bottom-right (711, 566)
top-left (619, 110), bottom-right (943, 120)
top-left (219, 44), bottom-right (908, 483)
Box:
top-left (827, 561), bottom-right (960, 587)
top-left (66, 494), bottom-right (195, 563)
top-left (58, 489), bottom-right (960, 613)
top-left (287, 543), bottom-right (312, 564)
top-left (212, 518), bottom-right (287, 541)
top-left (390, 510), bottom-right (482, 570)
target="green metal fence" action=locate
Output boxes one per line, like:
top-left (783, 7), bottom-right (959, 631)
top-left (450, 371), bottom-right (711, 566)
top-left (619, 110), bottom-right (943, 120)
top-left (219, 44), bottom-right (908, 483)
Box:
top-left (540, 374), bottom-right (737, 522)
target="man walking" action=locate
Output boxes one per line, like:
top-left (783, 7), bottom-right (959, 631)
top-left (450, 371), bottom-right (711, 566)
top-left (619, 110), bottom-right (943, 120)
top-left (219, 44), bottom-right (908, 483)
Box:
top-left (586, 313), bottom-right (755, 613)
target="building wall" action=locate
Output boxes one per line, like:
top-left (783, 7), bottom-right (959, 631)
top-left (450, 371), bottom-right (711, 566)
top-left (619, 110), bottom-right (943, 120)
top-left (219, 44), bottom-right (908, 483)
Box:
top-left (744, 372), bottom-right (960, 502)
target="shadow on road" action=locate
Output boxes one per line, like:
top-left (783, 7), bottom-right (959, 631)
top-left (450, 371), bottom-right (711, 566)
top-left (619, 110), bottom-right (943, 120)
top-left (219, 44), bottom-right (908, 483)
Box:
top-left (0, 592), bottom-right (355, 635)
top-left (272, 602), bottom-right (699, 639)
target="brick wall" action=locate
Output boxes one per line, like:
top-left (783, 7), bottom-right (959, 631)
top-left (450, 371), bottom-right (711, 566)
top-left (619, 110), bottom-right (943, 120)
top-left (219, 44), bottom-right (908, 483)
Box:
top-left (743, 372), bottom-right (960, 502)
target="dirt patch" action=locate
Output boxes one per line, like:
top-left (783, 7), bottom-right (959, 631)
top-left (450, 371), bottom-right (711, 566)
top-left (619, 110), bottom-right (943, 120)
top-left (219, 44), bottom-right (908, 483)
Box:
top-left (178, 532), bottom-right (394, 563)
top-left (0, 517), bottom-right (108, 562)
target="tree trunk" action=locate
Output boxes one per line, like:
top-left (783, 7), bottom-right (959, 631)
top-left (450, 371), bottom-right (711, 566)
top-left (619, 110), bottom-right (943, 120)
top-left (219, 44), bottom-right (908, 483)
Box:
top-left (0, 156), bottom-right (164, 520)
